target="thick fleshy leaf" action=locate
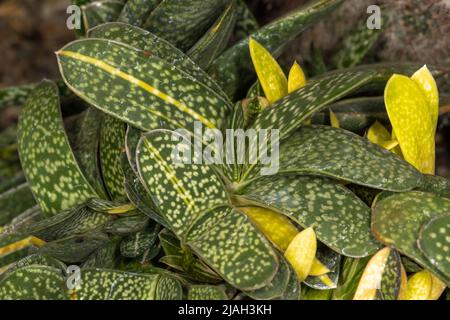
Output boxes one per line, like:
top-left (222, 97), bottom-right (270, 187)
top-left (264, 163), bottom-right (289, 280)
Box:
top-left (0, 265), bottom-right (68, 300)
top-left (118, 0), bottom-right (160, 26)
top-left (208, 0), bottom-right (343, 99)
top-left (285, 228), bottom-right (317, 281)
top-left (0, 234), bottom-right (46, 269)
top-left (17, 80), bottom-right (99, 215)
top-left (372, 191), bottom-right (450, 285)
top-left (417, 174), bottom-right (450, 199)
top-left (100, 115), bottom-right (127, 200)
top-left (104, 214), bottom-right (149, 236)
top-left (384, 75), bottom-right (435, 174)
top-left (82, 0), bottom-right (124, 30)
top-left (403, 270), bottom-right (433, 300)
top-left (239, 206), bottom-right (299, 251)
top-left (187, 2), bottom-right (237, 70)
top-left (367, 121), bottom-right (394, 148)
top-left (245, 254), bottom-right (290, 300)
top-left (249, 38), bottom-right (288, 103)
top-left (233, 0), bottom-right (259, 40)
top-left (143, 0), bottom-right (229, 51)
top-left (136, 129), bottom-right (228, 238)
top-left (88, 22), bottom-right (229, 101)
top-left (250, 125), bottom-right (421, 192)
top-left (188, 285), bottom-right (228, 300)
top-left (119, 223), bottom-right (160, 258)
top-left (57, 39), bottom-right (230, 134)
top-left (0, 183), bottom-right (36, 227)
top-left (186, 206), bottom-right (278, 291)
top-left (238, 175), bottom-right (381, 257)
top-left (0, 84), bottom-right (35, 110)
top-left (418, 215), bottom-right (450, 277)
top-left (304, 244), bottom-right (340, 290)
top-left (288, 61), bottom-right (307, 93)
top-left (411, 65), bottom-right (439, 129)
top-left (332, 256), bottom-right (370, 300)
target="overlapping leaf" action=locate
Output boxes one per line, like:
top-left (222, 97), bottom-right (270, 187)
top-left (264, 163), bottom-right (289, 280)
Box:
top-left (188, 285), bottom-right (228, 300)
top-left (118, 0), bottom-right (160, 26)
top-left (0, 183), bottom-right (36, 227)
top-left (82, 0), bottom-right (124, 30)
top-left (17, 81), bottom-right (99, 215)
top-left (238, 175), bottom-right (381, 257)
top-left (57, 39), bottom-right (230, 134)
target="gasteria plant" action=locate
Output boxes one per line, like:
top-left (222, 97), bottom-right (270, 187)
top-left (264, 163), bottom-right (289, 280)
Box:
top-left (0, 0), bottom-right (449, 300)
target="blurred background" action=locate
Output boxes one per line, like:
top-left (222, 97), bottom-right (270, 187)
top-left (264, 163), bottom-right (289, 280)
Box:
top-left (0, 0), bottom-right (449, 175)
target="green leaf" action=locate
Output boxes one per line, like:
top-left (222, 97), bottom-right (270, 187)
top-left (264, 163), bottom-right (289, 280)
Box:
top-left (154, 274), bottom-right (183, 299)
top-left (208, 0), bottom-right (343, 99)
top-left (88, 22), bottom-right (229, 101)
top-left (159, 255), bottom-right (223, 284)
top-left (233, 0), bottom-right (259, 41)
top-left (143, 0), bottom-right (229, 51)
top-left (118, 0), bottom-right (160, 26)
top-left (82, 239), bottom-right (119, 269)
top-left (17, 80), bottom-right (99, 215)
top-left (1, 254), bottom-right (66, 279)
top-left (188, 285), bottom-right (228, 300)
top-left (264, 125), bottom-right (421, 192)
top-left (119, 224), bottom-right (160, 258)
top-left (418, 215), bottom-right (450, 278)
top-left (416, 174), bottom-right (450, 199)
top-left (332, 256), bottom-right (370, 300)
top-left (82, 0), bottom-right (124, 30)
top-left (372, 191), bottom-right (450, 285)
top-left (249, 38), bottom-right (288, 103)
top-left (238, 175), bottom-right (382, 257)
top-left (0, 84), bottom-right (35, 110)
top-left (0, 265), bottom-right (68, 300)
top-left (104, 214), bottom-right (149, 236)
top-left (57, 39), bottom-right (230, 134)
top-left (304, 243), bottom-right (341, 290)
top-left (378, 249), bottom-right (402, 300)
top-left (0, 183), bottom-right (36, 226)
top-left (100, 115), bottom-right (127, 200)
top-left (187, 2), bottom-right (237, 70)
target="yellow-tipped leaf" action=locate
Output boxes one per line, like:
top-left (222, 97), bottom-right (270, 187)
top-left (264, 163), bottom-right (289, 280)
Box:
top-left (288, 61), bottom-right (307, 93)
top-left (284, 227), bottom-right (317, 281)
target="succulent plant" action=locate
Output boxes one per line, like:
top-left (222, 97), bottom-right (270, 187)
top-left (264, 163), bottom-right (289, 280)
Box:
top-left (0, 0), bottom-right (449, 300)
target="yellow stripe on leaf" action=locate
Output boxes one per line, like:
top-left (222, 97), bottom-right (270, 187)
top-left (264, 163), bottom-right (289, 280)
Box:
top-left (249, 38), bottom-right (288, 103)
top-left (57, 50), bottom-right (216, 129)
top-left (0, 236), bottom-right (46, 257)
top-left (288, 61), bottom-right (307, 93)
top-left (329, 109), bottom-right (340, 128)
top-left (309, 259), bottom-right (331, 276)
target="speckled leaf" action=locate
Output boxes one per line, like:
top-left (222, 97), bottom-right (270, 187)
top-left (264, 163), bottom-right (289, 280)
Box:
top-left (82, 0), bottom-right (123, 30)
top-left (416, 174), bottom-right (450, 199)
top-left (304, 243), bottom-right (340, 290)
top-left (26, 205), bottom-right (111, 242)
top-left (233, 0), bottom-right (259, 40)
top-left (188, 285), bottom-right (228, 300)
top-left (384, 75), bottom-right (435, 174)
top-left (239, 206), bottom-right (299, 251)
top-left (71, 107), bottom-right (108, 199)
top-left (0, 183), bottom-right (36, 227)
top-left (57, 39), bottom-right (230, 134)
top-left (245, 253), bottom-right (290, 300)
top-left (88, 22), bottom-right (229, 101)
top-left (82, 239), bottom-right (119, 269)
top-left (0, 84), bottom-right (36, 110)
top-left (249, 38), bottom-right (287, 103)
top-left (278, 262), bottom-right (302, 300)
top-left (74, 268), bottom-right (161, 300)
top-left (136, 129), bottom-right (228, 238)
top-left (403, 270), bottom-right (432, 300)
top-left (411, 65), bottom-right (439, 130)
top-left (378, 249), bottom-right (402, 300)
top-left (118, 0), bottom-right (160, 26)
top-left (284, 228), bottom-right (317, 281)
top-left (372, 191), bottom-right (450, 285)
top-left (208, 0), bottom-right (343, 99)
top-left (17, 80), bottom-right (99, 215)
top-left (238, 175), bottom-right (382, 257)
top-left (332, 256), bottom-right (370, 300)
top-left (187, 2), bottom-right (237, 70)
top-left (119, 223), bottom-right (160, 258)
top-left (125, 125), bottom-right (143, 174)
top-left (100, 115), bottom-right (127, 200)
top-left (39, 232), bottom-right (110, 264)
top-left (239, 71), bottom-right (380, 182)
top-left (1, 254), bottom-right (66, 279)
top-left (0, 234), bottom-right (46, 269)
top-left (143, 0), bottom-right (229, 51)
top-left (186, 206), bottom-right (278, 290)
top-left (262, 125), bottom-right (421, 192)
top-left (0, 265), bottom-right (68, 300)
top-left (418, 215), bottom-right (450, 277)
top-left (154, 274), bottom-right (183, 300)
top-left (104, 214), bottom-right (149, 236)
top-left (288, 61), bottom-right (307, 93)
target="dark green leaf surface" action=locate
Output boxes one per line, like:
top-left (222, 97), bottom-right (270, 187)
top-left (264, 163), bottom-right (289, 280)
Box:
top-left (271, 125), bottom-right (421, 192)
top-left (416, 175), bottom-right (450, 199)
top-left (118, 0), bottom-right (160, 26)
top-left (159, 255), bottom-right (223, 284)
top-left (0, 266), bottom-right (67, 300)
top-left (82, 0), bottom-right (124, 30)
top-left (188, 285), bottom-right (228, 300)
top-left (104, 214), bottom-right (149, 236)
top-left (233, 0), bottom-right (259, 41)
top-left (82, 239), bottom-right (119, 269)
top-left (1, 254), bottom-right (66, 279)
top-left (88, 22), bottom-right (229, 102)
top-left (17, 81), bottom-right (99, 215)
top-left (372, 192), bottom-right (450, 285)
top-left (0, 84), bottom-right (35, 110)
top-left (143, 0), bottom-right (229, 51)
top-left (154, 275), bottom-right (183, 299)
top-left (332, 256), bottom-right (370, 300)
top-left (418, 215), bottom-right (450, 277)
top-left (278, 262), bottom-right (301, 300)
top-left (239, 175), bottom-right (382, 257)
top-left (187, 2), bottom-right (237, 69)
top-left (0, 183), bottom-right (36, 227)
top-left (100, 115), bottom-right (127, 200)
top-left (304, 243), bottom-right (341, 290)
top-left (208, 0), bottom-right (343, 98)
top-left (119, 224), bottom-right (160, 258)
top-left (377, 249), bottom-right (402, 300)
top-left (57, 39), bottom-right (230, 134)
